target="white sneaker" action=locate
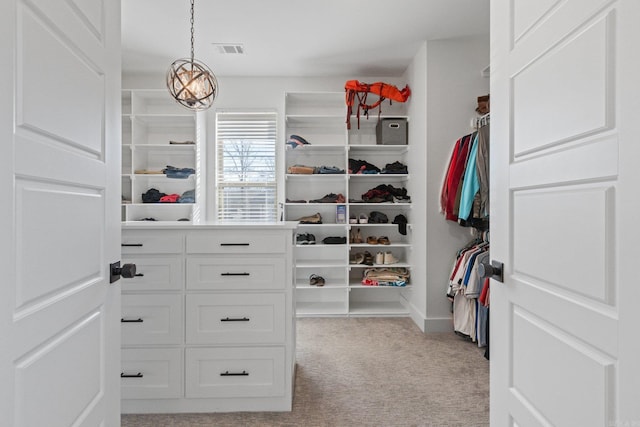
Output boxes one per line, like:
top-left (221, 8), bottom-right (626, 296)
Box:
top-left (375, 252), bottom-right (384, 265)
top-left (384, 252), bottom-right (399, 264)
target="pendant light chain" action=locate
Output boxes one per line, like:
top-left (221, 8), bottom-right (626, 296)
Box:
top-left (190, 0), bottom-right (195, 63)
top-left (166, 0), bottom-right (218, 110)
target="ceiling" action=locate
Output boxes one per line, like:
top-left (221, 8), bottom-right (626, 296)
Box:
top-left (121, 0), bottom-right (489, 78)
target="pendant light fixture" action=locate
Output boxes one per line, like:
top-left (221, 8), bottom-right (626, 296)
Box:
top-left (166, 0), bottom-right (218, 110)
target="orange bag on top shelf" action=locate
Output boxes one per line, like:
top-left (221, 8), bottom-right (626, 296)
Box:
top-left (345, 80), bottom-right (411, 129)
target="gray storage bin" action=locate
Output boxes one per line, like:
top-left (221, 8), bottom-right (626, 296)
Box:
top-left (376, 118), bottom-right (408, 145)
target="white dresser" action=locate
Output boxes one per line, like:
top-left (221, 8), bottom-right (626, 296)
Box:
top-left (120, 223), bottom-right (297, 413)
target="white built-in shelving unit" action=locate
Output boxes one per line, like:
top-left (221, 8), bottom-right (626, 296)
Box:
top-left (284, 91), bottom-right (412, 317)
top-left (121, 89), bottom-right (204, 222)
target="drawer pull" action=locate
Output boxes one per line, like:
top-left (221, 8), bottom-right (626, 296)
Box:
top-left (221, 272), bottom-right (250, 276)
top-left (121, 318), bottom-right (144, 323)
top-left (220, 243), bottom-right (250, 246)
top-left (134, 273), bottom-right (144, 277)
top-left (220, 370), bottom-right (249, 376)
top-left (121, 243), bottom-right (143, 247)
top-left (220, 317), bottom-right (250, 322)
top-left (121, 372), bottom-right (143, 378)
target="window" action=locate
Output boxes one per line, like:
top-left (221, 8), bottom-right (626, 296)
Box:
top-left (215, 112), bottom-right (277, 221)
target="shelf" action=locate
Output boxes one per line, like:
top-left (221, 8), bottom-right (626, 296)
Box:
top-left (348, 301), bottom-right (409, 316)
top-left (296, 261), bottom-right (347, 268)
top-left (296, 301), bottom-right (348, 317)
top-left (349, 243), bottom-right (411, 248)
top-left (286, 115), bottom-right (344, 126)
top-left (286, 144), bottom-right (346, 153)
top-left (348, 223), bottom-right (412, 228)
top-left (295, 281), bottom-right (348, 289)
top-left (348, 144), bottom-right (409, 154)
top-left (285, 174), bottom-right (346, 180)
top-left (349, 262), bottom-right (411, 269)
top-left (349, 283), bottom-right (411, 289)
top-left (132, 114), bottom-right (194, 126)
top-left (348, 202), bottom-right (412, 207)
top-left (348, 174), bottom-right (409, 180)
top-left (131, 144), bottom-right (196, 150)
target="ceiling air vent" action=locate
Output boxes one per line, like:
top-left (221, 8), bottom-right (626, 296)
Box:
top-left (213, 43), bottom-right (245, 54)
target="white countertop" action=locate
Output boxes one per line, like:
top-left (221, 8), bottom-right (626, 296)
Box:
top-left (121, 221), bottom-right (299, 230)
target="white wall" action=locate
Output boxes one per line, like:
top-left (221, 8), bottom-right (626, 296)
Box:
top-left (403, 36), bottom-right (489, 332)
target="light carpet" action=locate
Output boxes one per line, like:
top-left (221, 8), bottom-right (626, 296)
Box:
top-left (122, 317), bottom-right (489, 427)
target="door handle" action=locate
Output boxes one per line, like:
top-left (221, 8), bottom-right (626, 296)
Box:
top-left (109, 261), bottom-right (137, 283)
top-left (478, 260), bottom-right (504, 283)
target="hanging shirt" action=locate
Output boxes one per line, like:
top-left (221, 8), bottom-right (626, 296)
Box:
top-left (458, 132), bottom-right (480, 221)
top-left (444, 133), bottom-right (474, 221)
top-left (476, 124), bottom-right (490, 217)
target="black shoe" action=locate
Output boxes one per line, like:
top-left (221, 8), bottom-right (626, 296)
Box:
top-left (322, 236), bottom-right (347, 244)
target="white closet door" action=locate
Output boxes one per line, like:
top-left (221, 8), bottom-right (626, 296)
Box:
top-left (0, 0), bottom-right (122, 425)
top-left (491, 0), bottom-right (640, 425)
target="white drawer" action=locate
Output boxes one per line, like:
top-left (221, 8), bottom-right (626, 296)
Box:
top-left (121, 233), bottom-right (183, 254)
top-left (186, 293), bottom-right (286, 344)
top-left (121, 294), bottom-right (183, 345)
top-left (121, 348), bottom-right (183, 399)
top-left (186, 256), bottom-right (286, 290)
top-left (185, 347), bottom-right (285, 398)
top-left (121, 255), bottom-right (183, 291)
top-left (186, 230), bottom-right (287, 254)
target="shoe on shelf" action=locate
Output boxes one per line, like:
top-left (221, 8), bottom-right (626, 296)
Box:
top-left (287, 134), bottom-right (311, 150)
top-left (307, 233), bottom-right (316, 244)
top-left (377, 236), bottom-right (390, 245)
top-left (349, 215), bottom-right (358, 224)
top-left (296, 213), bottom-right (322, 224)
top-left (384, 252), bottom-right (400, 265)
top-left (350, 253), bottom-right (365, 264)
top-left (309, 274), bottom-right (325, 286)
top-left (363, 251), bottom-right (374, 266)
top-left (310, 193), bottom-right (338, 203)
top-left (296, 233), bottom-right (309, 245)
top-left (353, 228), bottom-right (363, 244)
top-left (375, 252), bottom-right (385, 265)
top-left (322, 236), bottom-right (346, 244)
top-left (367, 236), bottom-right (378, 245)
top-left (358, 213), bottom-right (368, 224)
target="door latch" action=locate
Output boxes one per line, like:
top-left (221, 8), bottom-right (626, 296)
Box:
top-left (110, 261), bottom-right (137, 283)
top-left (478, 260), bottom-right (504, 283)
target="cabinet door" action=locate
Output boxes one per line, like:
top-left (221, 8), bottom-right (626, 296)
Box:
top-left (121, 233), bottom-right (184, 254)
top-left (186, 230), bottom-right (287, 254)
top-left (121, 255), bottom-right (183, 291)
top-left (185, 293), bottom-right (286, 344)
top-left (121, 294), bottom-right (183, 345)
top-left (186, 256), bottom-right (286, 290)
top-left (185, 347), bottom-right (285, 398)
top-left (121, 348), bottom-right (183, 399)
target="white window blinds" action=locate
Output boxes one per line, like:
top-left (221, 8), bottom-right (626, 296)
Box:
top-left (215, 112), bottom-right (277, 221)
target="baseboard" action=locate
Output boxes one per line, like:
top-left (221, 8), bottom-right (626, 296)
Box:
top-left (423, 317), bottom-right (454, 333)
top-left (403, 297), bottom-right (454, 333)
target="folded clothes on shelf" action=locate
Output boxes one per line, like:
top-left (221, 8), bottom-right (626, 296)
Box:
top-left (349, 158), bottom-right (380, 174)
top-left (163, 165), bottom-right (195, 179)
top-left (381, 161), bottom-right (408, 174)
